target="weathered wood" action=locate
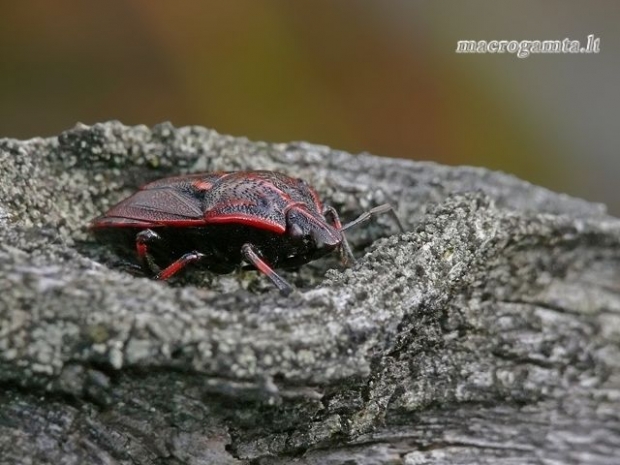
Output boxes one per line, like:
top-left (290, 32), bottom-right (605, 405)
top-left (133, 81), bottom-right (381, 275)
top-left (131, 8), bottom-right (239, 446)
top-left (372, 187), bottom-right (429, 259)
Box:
top-left (0, 122), bottom-right (618, 464)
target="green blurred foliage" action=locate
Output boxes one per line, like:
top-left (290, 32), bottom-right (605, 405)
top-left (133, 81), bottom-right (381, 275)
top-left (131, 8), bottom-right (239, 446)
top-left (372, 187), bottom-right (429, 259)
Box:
top-left (0, 1), bottom-right (617, 213)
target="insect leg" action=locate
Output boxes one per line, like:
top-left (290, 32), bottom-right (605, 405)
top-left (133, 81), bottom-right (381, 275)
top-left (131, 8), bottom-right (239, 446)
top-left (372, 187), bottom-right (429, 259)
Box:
top-left (135, 229), bottom-right (163, 276)
top-left (341, 204), bottom-right (405, 233)
top-left (154, 251), bottom-right (205, 280)
top-left (241, 243), bottom-right (293, 296)
top-left (136, 230), bottom-right (205, 280)
top-left (323, 205), bottom-right (356, 266)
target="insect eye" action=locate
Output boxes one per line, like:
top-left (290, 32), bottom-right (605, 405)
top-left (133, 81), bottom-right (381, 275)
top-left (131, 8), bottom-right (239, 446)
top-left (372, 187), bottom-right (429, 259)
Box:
top-left (290, 223), bottom-right (304, 238)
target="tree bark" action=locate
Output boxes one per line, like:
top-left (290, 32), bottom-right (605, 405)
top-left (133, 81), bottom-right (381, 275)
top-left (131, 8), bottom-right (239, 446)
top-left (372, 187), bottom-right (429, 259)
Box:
top-left (0, 122), bottom-right (618, 464)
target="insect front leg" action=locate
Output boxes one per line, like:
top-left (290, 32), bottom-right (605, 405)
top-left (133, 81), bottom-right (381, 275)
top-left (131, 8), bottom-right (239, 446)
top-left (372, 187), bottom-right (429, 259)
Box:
top-left (323, 205), bottom-right (355, 266)
top-left (241, 243), bottom-right (293, 296)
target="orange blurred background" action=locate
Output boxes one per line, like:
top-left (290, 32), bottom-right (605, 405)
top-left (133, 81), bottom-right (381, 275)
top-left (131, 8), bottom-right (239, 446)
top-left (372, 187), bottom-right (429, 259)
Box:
top-left (1, 1), bottom-right (618, 213)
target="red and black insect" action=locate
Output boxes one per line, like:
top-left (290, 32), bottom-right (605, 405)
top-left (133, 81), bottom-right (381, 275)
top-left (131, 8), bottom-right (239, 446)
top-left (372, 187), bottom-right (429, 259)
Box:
top-left (91, 170), bottom-right (403, 295)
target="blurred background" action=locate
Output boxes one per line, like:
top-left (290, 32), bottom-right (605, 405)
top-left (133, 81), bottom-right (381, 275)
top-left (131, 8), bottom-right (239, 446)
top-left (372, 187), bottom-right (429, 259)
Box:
top-left (1, 1), bottom-right (618, 214)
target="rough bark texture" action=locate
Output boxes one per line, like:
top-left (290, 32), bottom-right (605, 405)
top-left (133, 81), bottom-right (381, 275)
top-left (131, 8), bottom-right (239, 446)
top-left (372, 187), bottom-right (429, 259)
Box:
top-left (0, 121), bottom-right (618, 464)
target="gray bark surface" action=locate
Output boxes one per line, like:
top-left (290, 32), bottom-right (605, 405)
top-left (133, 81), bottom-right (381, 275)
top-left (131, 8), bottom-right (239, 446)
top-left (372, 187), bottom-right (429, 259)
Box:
top-left (0, 121), bottom-right (618, 464)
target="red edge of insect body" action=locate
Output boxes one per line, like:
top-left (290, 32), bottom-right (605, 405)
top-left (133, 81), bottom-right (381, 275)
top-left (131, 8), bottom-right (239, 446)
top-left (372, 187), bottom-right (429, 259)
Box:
top-left (90, 217), bottom-right (209, 229)
top-left (203, 214), bottom-right (285, 234)
top-left (91, 214), bottom-right (286, 234)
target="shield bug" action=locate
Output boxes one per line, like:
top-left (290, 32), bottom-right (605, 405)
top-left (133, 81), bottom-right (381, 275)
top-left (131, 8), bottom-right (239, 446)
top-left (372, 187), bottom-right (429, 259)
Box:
top-left (91, 170), bottom-right (403, 295)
